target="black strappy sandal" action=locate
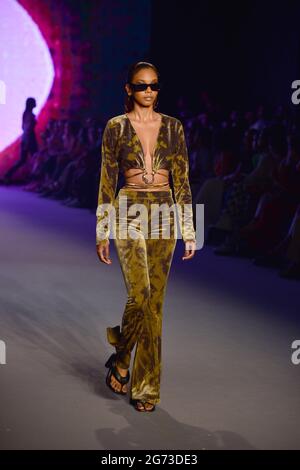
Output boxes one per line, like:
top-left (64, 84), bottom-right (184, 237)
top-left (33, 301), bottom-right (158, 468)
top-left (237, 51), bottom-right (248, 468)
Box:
top-left (105, 353), bottom-right (130, 395)
top-left (130, 398), bottom-right (156, 412)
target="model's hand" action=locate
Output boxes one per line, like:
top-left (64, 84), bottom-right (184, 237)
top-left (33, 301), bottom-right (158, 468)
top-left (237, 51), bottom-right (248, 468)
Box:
top-left (96, 240), bottom-right (112, 264)
top-left (182, 240), bottom-right (196, 260)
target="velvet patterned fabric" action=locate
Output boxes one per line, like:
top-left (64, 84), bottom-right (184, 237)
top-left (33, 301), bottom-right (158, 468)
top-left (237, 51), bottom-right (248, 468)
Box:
top-left (96, 113), bottom-right (196, 245)
top-left (108, 188), bottom-right (177, 404)
top-left (96, 113), bottom-right (196, 404)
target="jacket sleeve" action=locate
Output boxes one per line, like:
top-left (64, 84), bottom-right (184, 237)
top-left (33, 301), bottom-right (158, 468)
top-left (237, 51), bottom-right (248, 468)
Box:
top-left (171, 120), bottom-right (196, 243)
top-left (96, 121), bottom-right (119, 246)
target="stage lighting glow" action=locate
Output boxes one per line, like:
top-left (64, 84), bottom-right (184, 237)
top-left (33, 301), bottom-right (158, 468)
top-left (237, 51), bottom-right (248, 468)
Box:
top-left (0, 0), bottom-right (54, 152)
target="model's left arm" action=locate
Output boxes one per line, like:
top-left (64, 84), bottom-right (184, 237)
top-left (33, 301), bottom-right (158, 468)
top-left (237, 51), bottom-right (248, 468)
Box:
top-left (171, 120), bottom-right (196, 243)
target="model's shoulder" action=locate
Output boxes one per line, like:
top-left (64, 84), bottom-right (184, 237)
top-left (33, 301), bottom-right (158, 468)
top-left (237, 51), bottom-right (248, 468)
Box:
top-left (106, 113), bottom-right (181, 129)
top-left (161, 113), bottom-right (182, 127)
top-left (106, 114), bottom-right (125, 128)
top-left (160, 112), bottom-right (175, 121)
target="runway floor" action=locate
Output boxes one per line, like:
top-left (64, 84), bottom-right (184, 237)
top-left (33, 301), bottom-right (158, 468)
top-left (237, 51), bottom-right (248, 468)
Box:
top-left (0, 185), bottom-right (299, 450)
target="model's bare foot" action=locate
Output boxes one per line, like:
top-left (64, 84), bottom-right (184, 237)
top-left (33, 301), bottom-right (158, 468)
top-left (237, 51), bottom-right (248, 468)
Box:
top-left (136, 401), bottom-right (146, 411)
top-left (144, 402), bottom-right (155, 411)
top-left (110, 364), bottom-right (129, 393)
top-left (133, 400), bottom-right (155, 411)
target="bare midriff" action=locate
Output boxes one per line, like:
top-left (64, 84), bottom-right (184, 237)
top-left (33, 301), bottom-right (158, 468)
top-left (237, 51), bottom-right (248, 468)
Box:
top-left (123, 168), bottom-right (170, 191)
top-left (123, 112), bottom-right (170, 192)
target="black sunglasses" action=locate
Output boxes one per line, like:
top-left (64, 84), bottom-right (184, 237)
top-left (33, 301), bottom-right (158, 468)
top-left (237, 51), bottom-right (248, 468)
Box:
top-left (129, 82), bottom-right (161, 92)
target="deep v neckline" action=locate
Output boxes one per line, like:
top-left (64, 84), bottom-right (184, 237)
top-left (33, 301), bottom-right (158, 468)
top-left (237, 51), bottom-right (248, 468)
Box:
top-left (125, 113), bottom-right (164, 162)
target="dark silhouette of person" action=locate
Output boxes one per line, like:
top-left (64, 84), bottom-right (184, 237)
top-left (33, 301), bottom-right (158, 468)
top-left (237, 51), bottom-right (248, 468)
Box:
top-left (4, 97), bottom-right (38, 183)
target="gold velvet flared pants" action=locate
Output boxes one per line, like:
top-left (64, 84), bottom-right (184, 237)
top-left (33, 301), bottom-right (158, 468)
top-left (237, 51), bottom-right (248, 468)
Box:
top-left (106, 187), bottom-right (177, 405)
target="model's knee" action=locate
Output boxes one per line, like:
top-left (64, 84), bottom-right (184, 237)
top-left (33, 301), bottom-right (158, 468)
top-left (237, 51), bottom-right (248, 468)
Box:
top-left (128, 288), bottom-right (151, 314)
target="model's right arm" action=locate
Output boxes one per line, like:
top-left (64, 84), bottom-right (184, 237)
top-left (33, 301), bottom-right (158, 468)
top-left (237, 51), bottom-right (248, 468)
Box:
top-left (96, 121), bottom-right (119, 247)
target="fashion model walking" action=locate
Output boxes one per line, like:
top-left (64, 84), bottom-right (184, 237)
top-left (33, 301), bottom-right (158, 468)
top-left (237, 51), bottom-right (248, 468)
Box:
top-left (96, 61), bottom-right (196, 412)
top-left (3, 97), bottom-right (38, 184)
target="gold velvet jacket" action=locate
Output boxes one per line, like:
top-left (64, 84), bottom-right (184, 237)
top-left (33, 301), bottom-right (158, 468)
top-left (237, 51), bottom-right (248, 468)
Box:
top-left (96, 113), bottom-right (196, 245)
